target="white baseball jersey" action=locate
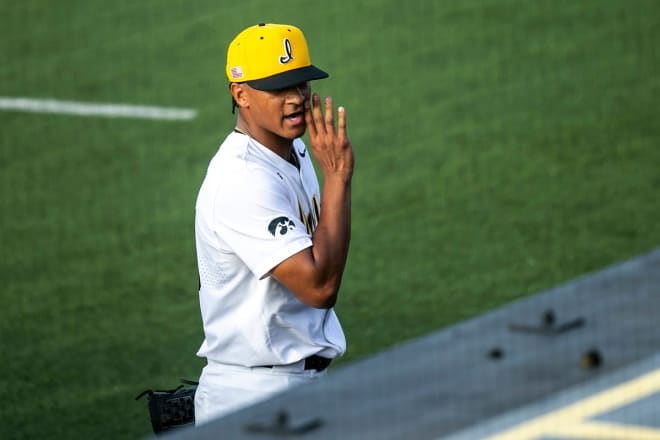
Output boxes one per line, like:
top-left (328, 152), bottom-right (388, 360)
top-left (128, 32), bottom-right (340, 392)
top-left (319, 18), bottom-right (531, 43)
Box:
top-left (194, 131), bottom-right (346, 367)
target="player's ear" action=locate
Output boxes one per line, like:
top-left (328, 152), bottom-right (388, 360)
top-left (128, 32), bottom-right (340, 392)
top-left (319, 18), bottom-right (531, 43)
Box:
top-left (230, 83), bottom-right (249, 110)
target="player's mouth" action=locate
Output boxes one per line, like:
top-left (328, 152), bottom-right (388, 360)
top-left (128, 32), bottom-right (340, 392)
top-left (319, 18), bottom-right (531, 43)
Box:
top-left (284, 111), bottom-right (304, 126)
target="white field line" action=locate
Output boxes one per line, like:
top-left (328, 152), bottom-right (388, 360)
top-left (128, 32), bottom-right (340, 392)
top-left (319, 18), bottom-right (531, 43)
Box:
top-left (0, 96), bottom-right (197, 120)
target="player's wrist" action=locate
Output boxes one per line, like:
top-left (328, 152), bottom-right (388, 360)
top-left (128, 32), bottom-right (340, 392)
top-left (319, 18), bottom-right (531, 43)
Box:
top-left (322, 169), bottom-right (353, 184)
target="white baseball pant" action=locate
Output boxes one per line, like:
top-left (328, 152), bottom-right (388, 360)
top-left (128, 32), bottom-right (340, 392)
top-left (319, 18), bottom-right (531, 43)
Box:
top-left (194, 359), bottom-right (327, 426)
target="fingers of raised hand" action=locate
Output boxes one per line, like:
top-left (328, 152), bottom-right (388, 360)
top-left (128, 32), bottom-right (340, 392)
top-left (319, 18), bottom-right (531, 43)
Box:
top-left (324, 96), bottom-right (335, 133)
top-left (311, 94), bottom-right (327, 136)
top-left (305, 94), bottom-right (353, 175)
top-left (336, 106), bottom-right (347, 142)
top-left (304, 97), bottom-right (315, 137)
top-left (305, 94), bottom-right (331, 136)
top-left (306, 94), bottom-right (349, 142)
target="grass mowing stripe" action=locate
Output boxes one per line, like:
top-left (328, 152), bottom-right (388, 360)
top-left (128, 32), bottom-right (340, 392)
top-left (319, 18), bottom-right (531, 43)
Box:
top-left (0, 96), bottom-right (197, 120)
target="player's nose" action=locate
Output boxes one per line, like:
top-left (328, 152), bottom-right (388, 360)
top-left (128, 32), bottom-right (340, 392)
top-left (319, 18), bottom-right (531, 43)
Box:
top-left (284, 82), bottom-right (309, 102)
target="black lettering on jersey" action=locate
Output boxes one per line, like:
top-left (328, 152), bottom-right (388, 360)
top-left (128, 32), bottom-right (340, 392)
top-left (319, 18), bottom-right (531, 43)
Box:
top-left (268, 216), bottom-right (296, 236)
top-left (312, 195), bottom-right (320, 225)
top-left (298, 198), bottom-right (320, 235)
top-left (298, 203), bottom-right (309, 233)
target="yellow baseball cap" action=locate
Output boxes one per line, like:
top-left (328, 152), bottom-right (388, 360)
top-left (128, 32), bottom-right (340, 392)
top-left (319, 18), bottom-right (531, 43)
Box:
top-left (226, 23), bottom-right (329, 91)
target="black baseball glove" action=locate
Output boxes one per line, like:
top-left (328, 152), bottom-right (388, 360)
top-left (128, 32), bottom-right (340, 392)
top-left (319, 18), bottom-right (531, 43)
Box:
top-left (135, 379), bottom-right (198, 435)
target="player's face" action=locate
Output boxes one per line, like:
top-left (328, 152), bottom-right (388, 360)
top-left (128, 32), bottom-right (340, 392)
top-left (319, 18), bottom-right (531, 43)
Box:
top-left (244, 82), bottom-right (311, 149)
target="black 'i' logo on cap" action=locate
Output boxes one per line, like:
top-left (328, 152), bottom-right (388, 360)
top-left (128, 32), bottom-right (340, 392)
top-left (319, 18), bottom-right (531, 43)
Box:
top-left (279, 38), bottom-right (294, 64)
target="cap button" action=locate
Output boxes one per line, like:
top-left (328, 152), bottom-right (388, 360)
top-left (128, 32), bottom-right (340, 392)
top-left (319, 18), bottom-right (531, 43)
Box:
top-left (258, 23), bottom-right (266, 26)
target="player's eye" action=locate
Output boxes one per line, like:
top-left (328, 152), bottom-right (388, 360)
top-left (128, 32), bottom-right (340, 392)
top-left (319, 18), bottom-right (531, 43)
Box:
top-left (274, 82), bottom-right (310, 96)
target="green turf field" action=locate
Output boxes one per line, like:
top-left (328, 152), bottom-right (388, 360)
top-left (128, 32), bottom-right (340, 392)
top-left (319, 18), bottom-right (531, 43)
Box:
top-left (1, 0), bottom-right (659, 438)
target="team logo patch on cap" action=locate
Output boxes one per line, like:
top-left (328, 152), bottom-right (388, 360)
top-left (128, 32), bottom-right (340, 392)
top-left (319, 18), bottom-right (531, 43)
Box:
top-left (268, 216), bottom-right (296, 236)
top-left (230, 66), bottom-right (244, 80)
top-left (279, 38), bottom-right (294, 64)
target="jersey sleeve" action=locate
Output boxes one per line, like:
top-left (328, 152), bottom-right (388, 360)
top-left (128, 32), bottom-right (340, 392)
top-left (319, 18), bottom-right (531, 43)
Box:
top-left (212, 167), bottom-right (312, 279)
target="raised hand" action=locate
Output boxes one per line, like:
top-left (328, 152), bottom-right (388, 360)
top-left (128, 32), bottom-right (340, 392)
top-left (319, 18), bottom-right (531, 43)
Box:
top-left (304, 93), bottom-right (354, 179)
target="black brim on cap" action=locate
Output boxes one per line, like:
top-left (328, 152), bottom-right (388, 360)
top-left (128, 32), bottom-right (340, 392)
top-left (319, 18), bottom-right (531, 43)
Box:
top-left (246, 65), bottom-right (329, 91)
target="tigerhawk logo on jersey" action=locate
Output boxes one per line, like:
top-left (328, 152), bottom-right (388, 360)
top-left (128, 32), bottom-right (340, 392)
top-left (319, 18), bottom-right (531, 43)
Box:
top-left (268, 216), bottom-right (296, 236)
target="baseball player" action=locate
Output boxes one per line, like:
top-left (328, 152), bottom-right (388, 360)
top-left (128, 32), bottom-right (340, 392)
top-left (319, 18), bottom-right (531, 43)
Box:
top-left (193, 23), bottom-right (354, 425)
